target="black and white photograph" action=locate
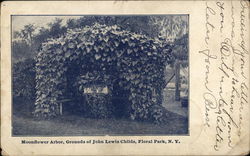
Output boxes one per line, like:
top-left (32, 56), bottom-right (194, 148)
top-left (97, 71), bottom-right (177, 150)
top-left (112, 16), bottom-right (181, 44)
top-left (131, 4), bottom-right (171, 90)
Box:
top-left (11, 15), bottom-right (189, 136)
top-left (2, 0), bottom-right (249, 155)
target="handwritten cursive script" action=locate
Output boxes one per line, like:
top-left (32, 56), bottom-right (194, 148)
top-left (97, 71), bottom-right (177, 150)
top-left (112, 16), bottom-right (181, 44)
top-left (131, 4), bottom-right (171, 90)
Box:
top-left (199, 0), bottom-right (249, 152)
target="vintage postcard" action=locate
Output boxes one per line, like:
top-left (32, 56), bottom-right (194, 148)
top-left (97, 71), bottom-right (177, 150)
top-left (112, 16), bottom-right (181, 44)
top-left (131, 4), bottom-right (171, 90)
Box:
top-left (1, 0), bottom-right (249, 155)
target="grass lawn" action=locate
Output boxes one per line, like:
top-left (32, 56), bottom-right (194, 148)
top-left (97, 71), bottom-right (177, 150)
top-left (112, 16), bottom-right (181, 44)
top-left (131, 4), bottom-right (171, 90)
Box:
top-left (12, 91), bottom-right (188, 136)
top-left (12, 110), bottom-right (188, 136)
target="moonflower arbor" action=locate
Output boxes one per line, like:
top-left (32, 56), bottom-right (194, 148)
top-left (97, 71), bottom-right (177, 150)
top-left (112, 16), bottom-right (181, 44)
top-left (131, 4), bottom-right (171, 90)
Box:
top-left (34, 23), bottom-right (173, 123)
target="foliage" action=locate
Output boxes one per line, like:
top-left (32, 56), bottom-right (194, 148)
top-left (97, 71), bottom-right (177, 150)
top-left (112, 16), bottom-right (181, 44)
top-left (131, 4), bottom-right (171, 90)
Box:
top-left (12, 16), bottom-right (188, 63)
top-left (85, 94), bottom-right (113, 118)
top-left (13, 24), bottom-right (37, 62)
top-left (47, 18), bottom-right (68, 38)
top-left (172, 34), bottom-right (188, 60)
top-left (73, 71), bottom-right (114, 118)
top-left (13, 58), bottom-right (36, 99)
top-left (149, 105), bottom-right (170, 124)
top-left (34, 23), bottom-right (173, 123)
top-left (67, 16), bottom-right (157, 37)
top-left (13, 18), bottom-right (68, 62)
top-left (14, 24), bottom-right (36, 45)
top-left (12, 40), bottom-right (32, 63)
top-left (150, 16), bottom-right (188, 41)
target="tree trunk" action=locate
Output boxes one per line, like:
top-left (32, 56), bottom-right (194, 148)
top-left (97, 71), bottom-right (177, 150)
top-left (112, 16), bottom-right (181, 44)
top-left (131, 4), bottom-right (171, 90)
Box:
top-left (175, 60), bottom-right (180, 101)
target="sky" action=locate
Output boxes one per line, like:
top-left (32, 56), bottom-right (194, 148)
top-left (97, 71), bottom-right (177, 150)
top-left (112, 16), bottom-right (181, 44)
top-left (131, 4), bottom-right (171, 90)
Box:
top-left (12, 16), bottom-right (81, 33)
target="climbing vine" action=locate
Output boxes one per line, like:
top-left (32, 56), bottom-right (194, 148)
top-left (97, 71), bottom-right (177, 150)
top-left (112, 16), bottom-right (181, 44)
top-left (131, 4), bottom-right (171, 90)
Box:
top-left (34, 23), bottom-right (173, 123)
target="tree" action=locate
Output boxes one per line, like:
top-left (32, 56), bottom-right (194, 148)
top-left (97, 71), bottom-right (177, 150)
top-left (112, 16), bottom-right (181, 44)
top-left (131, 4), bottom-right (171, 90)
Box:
top-left (12, 24), bottom-right (37, 62)
top-left (150, 16), bottom-right (188, 41)
top-left (17, 24), bottom-right (36, 45)
top-left (47, 18), bottom-right (67, 38)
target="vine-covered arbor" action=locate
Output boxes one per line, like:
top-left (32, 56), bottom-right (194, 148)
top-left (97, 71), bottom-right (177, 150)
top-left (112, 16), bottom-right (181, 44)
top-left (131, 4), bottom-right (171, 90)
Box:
top-left (34, 23), bottom-right (173, 123)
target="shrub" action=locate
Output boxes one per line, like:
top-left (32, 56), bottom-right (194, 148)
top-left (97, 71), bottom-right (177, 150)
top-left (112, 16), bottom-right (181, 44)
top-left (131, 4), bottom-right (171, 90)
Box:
top-left (13, 58), bottom-right (35, 99)
top-left (13, 58), bottom-right (36, 116)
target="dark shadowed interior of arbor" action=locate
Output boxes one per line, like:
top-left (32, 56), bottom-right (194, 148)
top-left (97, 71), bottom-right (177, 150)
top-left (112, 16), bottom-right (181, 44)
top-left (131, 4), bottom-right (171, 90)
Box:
top-left (64, 61), bottom-right (131, 119)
